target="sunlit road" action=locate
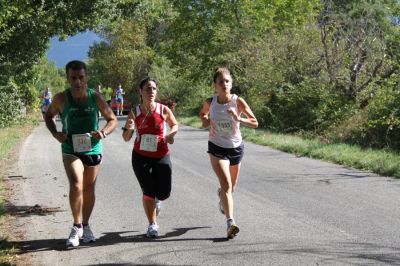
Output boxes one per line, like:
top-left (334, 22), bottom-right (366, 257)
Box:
top-left (7, 117), bottom-right (400, 265)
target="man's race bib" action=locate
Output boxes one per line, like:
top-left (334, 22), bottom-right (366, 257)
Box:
top-left (216, 120), bottom-right (233, 134)
top-left (140, 134), bottom-right (158, 152)
top-left (72, 134), bottom-right (92, 153)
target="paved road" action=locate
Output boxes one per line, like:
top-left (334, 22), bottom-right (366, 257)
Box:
top-left (6, 118), bottom-right (400, 265)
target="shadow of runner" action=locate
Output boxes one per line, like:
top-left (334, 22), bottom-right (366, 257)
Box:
top-left (94, 226), bottom-right (227, 245)
top-left (11, 235), bottom-right (400, 265)
top-left (10, 226), bottom-right (226, 253)
top-left (85, 263), bottom-right (186, 266)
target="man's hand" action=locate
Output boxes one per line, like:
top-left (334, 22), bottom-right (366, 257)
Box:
top-left (91, 130), bottom-right (105, 140)
top-left (53, 132), bottom-right (68, 143)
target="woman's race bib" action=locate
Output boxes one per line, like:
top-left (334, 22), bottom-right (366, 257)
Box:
top-left (72, 133), bottom-right (92, 153)
top-left (216, 120), bottom-right (233, 134)
top-left (140, 134), bottom-right (158, 152)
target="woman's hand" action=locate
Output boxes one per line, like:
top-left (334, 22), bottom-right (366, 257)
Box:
top-left (227, 107), bottom-right (240, 122)
top-left (126, 118), bottom-right (135, 130)
top-left (165, 134), bottom-right (175, 144)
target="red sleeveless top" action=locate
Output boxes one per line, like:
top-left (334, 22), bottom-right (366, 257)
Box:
top-left (133, 103), bottom-right (169, 158)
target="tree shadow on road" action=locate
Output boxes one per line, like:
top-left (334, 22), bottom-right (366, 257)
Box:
top-left (271, 241), bottom-right (400, 265)
top-left (4, 202), bottom-right (64, 217)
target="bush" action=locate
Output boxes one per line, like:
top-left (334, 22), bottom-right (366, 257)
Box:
top-left (359, 84), bottom-right (400, 149)
top-left (332, 80), bottom-right (400, 150)
top-left (0, 83), bottom-right (23, 128)
top-left (264, 78), bottom-right (349, 133)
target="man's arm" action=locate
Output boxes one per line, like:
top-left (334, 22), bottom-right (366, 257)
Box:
top-left (44, 92), bottom-right (68, 143)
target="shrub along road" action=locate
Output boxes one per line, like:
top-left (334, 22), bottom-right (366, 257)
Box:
top-left (6, 119), bottom-right (400, 265)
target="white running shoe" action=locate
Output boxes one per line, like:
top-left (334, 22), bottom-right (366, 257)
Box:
top-left (227, 219), bottom-right (240, 239)
top-left (146, 223), bottom-right (159, 238)
top-left (66, 226), bottom-right (83, 247)
top-left (155, 199), bottom-right (161, 216)
top-left (82, 225), bottom-right (96, 243)
top-left (217, 188), bottom-right (225, 214)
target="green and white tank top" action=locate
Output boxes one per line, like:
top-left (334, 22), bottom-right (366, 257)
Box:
top-left (60, 88), bottom-right (102, 155)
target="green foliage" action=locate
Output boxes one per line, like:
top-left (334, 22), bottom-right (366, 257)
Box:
top-left (84, 0), bottom-right (400, 151)
top-left (265, 79), bottom-right (344, 133)
top-left (318, 0), bottom-right (399, 100)
top-left (356, 81), bottom-right (400, 149)
top-left (32, 58), bottom-right (66, 95)
top-left (149, 57), bottom-right (212, 114)
top-left (0, 81), bottom-right (23, 128)
top-left (88, 18), bottom-right (155, 103)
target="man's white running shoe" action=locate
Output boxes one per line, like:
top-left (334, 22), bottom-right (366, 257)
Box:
top-left (82, 225), bottom-right (96, 243)
top-left (155, 199), bottom-right (161, 216)
top-left (146, 223), bottom-right (159, 238)
top-left (217, 188), bottom-right (225, 214)
top-left (66, 226), bottom-right (83, 247)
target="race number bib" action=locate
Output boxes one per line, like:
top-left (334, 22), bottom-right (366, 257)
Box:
top-left (72, 134), bottom-right (92, 153)
top-left (140, 134), bottom-right (158, 152)
top-left (216, 120), bottom-right (233, 134)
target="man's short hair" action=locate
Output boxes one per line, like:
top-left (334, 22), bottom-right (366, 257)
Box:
top-left (65, 60), bottom-right (87, 74)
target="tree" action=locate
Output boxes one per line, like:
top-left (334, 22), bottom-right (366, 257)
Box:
top-left (0, 0), bottom-right (138, 126)
top-left (318, 0), bottom-right (400, 101)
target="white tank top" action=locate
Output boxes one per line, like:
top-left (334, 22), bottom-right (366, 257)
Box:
top-left (209, 94), bottom-right (242, 148)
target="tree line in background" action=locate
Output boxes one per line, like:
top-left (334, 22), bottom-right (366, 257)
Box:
top-left (1, 0), bottom-right (400, 150)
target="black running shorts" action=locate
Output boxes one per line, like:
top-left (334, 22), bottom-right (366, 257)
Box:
top-left (207, 141), bottom-right (244, 165)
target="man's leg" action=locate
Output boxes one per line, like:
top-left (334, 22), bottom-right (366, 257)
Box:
top-left (63, 155), bottom-right (85, 224)
top-left (82, 165), bottom-right (99, 224)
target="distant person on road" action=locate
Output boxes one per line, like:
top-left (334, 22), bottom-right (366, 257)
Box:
top-left (115, 84), bottom-right (125, 116)
top-left (44, 60), bottom-right (117, 248)
top-left (41, 87), bottom-right (52, 119)
top-left (102, 85), bottom-right (113, 107)
top-left (122, 77), bottom-right (178, 238)
top-left (199, 67), bottom-right (258, 239)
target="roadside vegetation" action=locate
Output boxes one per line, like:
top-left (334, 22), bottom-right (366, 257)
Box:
top-left (2, 1), bottom-right (400, 153)
top-left (179, 116), bottom-right (400, 178)
top-left (0, 2), bottom-right (400, 261)
top-left (0, 114), bottom-right (39, 265)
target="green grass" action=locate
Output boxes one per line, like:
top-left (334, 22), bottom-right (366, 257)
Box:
top-left (178, 115), bottom-right (400, 178)
top-left (0, 113), bottom-right (39, 265)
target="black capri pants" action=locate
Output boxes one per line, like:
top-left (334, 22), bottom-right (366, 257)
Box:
top-left (131, 151), bottom-right (172, 201)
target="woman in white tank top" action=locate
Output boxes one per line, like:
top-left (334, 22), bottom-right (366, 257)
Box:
top-left (199, 67), bottom-right (258, 239)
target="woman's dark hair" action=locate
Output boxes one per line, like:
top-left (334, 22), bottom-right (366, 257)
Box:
top-left (139, 77), bottom-right (176, 111)
top-left (65, 60), bottom-right (87, 74)
top-left (139, 77), bottom-right (158, 89)
top-left (213, 67), bottom-right (232, 83)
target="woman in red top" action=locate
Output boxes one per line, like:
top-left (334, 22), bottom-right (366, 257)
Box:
top-left (122, 77), bottom-right (178, 238)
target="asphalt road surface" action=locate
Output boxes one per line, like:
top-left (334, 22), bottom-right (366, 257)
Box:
top-left (6, 117), bottom-right (400, 265)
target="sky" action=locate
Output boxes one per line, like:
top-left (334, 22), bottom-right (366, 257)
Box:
top-left (47, 30), bottom-right (101, 68)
